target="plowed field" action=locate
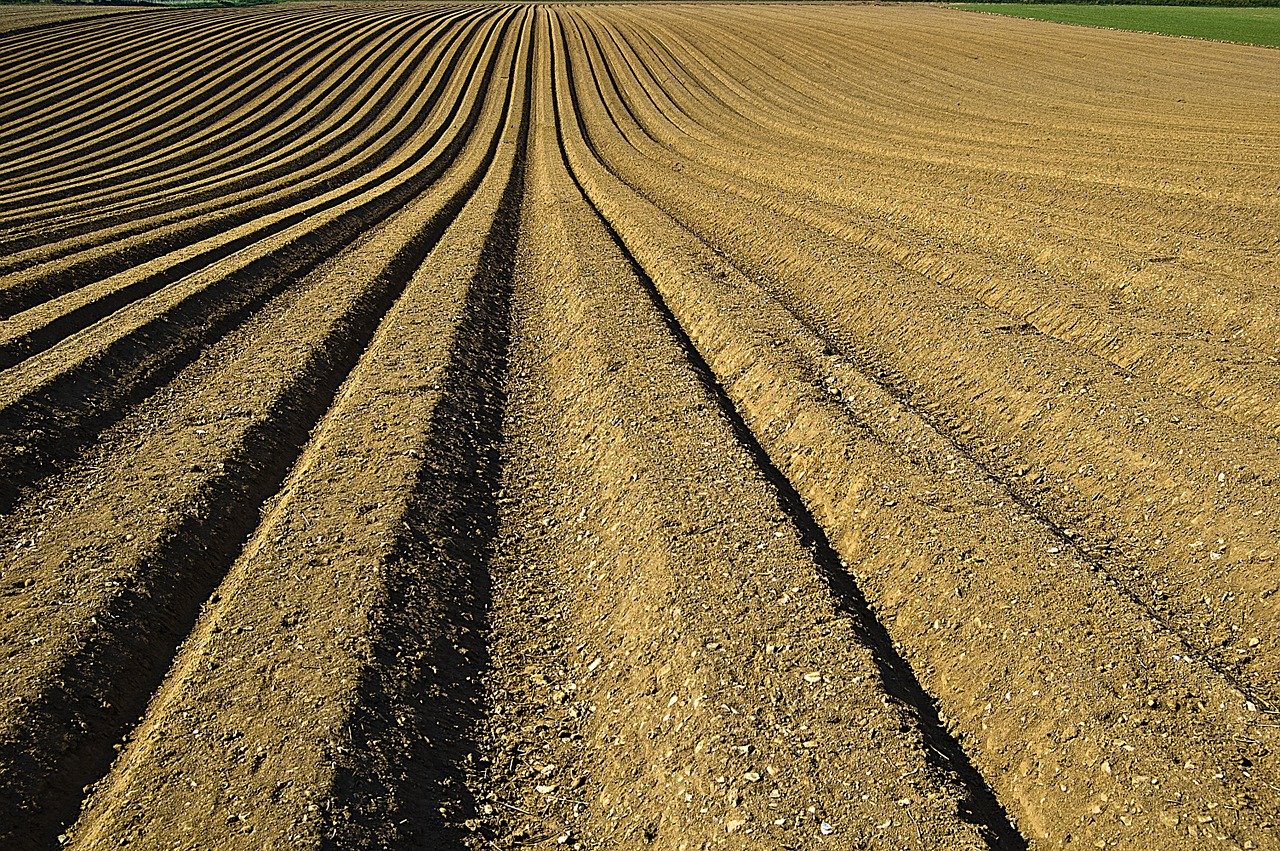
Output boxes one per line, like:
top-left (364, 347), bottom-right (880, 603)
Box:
top-left (2, 4), bottom-right (1278, 850)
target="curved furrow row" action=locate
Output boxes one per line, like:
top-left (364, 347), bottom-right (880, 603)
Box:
top-left (0, 7), bottom-right (434, 190)
top-left (610, 8), bottom-right (1277, 271)
top-left (0, 8), bottom-right (471, 224)
top-left (653, 5), bottom-right (1279, 199)
top-left (0, 10), bottom-right (224, 108)
top-left (559, 7), bottom-right (1280, 848)
top-left (0, 7), bottom-right (445, 208)
top-left (0, 9), bottom-right (524, 849)
top-left (0, 21), bottom-right (329, 173)
top-left (566, 7), bottom-right (1280, 704)
top-left (0, 9), bottom-right (510, 512)
top-left (0, 8), bottom-right (312, 149)
top-left (607, 9), bottom-right (1280, 357)
top-left (609, 10), bottom-right (1280, 313)
top-left (499, 16), bottom-right (1013, 848)
top-left (0, 9), bottom-right (479, 276)
top-left (0, 5), bottom-right (386, 123)
top-left (0, 4), bottom-right (318, 86)
top-left (581, 14), bottom-right (1280, 439)
top-left (0, 8), bottom-right (472, 240)
top-left (0, 10), bottom-right (485, 341)
top-left (0, 5), bottom-right (143, 40)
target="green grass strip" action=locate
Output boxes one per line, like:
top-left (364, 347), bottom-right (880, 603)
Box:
top-left (953, 4), bottom-right (1280, 46)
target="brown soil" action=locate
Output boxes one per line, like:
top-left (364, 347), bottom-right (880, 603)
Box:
top-left (0, 4), bottom-right (1277, 850)
top-left (0, 4), bottom-right (141, 36)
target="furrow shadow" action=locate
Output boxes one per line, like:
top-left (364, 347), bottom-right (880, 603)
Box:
top-left (320, 30), bottom-right (531, 851)
top-left (623, 228), bottom-right (1025, 849)
top-left (0, 11), bottom-right (484, 318)
top-left (0, 9), bottom-right (468, 246)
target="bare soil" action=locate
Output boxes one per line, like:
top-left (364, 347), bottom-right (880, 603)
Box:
top-left (0, 4), bottom-right (1277, 850)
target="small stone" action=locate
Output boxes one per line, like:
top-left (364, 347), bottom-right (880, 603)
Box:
top-left (820, 822), bottom-right (834, 835)
top-left (743, 771), bottom-right (761, 782)
top-left (803, 672), bottom-right (822, 683)
top-left (536, 784), bottom-right (558, 794)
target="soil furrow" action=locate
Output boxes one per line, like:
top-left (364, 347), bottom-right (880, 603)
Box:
top-left (0, 13), bottom-right (482, 317)
top-left (0, 5), bottom-right (143, 40)
top-left (566, 8), bottom-right (1280, 704)
top-left (0, 9), bottom-right (432, 211)
top-left (605, 8), bottom-right (1280, 359)
top-left (2, 6), bottom-right (1276, 850)
top-left (584, 11), bottom-right (1280, 440)
top-left (0, 6), bottom-right (376, 129)
top-left (461, 17), bottom-right (995, 849)
top-left (0, 10), bottom-right (480, 290)
top-left (0, 8), bottom-right (469, 235)
top-left (0, 9), bottom-right (308, 153)
top-left (0, 9), bottom-right (510, 513)
top-left (0, 9), bottom-right (449, 198)
top-left (0, 13), bottom-right (522, 849)
top-left (0, 11), bottom-right (482, 334)
top-left (53, 14), bottom-right (530, 848)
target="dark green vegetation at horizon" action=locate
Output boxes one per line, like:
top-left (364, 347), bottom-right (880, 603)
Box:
top-left (956, 3), bottom-right (1280, 44)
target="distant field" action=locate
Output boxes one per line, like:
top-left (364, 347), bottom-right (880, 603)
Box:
top-left (955, 3), bottom-right (1280, 46)
top-left (0, 2), bottom-right (139, 33)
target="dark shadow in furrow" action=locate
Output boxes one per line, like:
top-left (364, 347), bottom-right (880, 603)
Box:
top-left (0, 7), bottom-right (259, 95)
top-left (0, 7), bottom-right (448, 216)
top-left (0, 16), bottom-right (516, 517)
top-left (599, 221), bottom-right (1030, 851)
top-left (0, 11), bottom-right (165, 47)
top-left (0, 10), bottom-right (203, 81)
top-left (0, 18), bottom-right (521, 851)
top-left (0, 7), bottom-right (363, 140)
top-left (0, 11), bottom-right (445, 219)
top-left (0, 13), bottom-right (280, 145)
top-left (0, 12), bottom-right (476, 302)
top-left (0, 7), bottom-right (273, 85)
top-left (0, 19), bottom-right (393, 206)
top-left (549, 19), bottom-right (1028, 850)
top-left (322, 23), bottom-right (531, 851)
